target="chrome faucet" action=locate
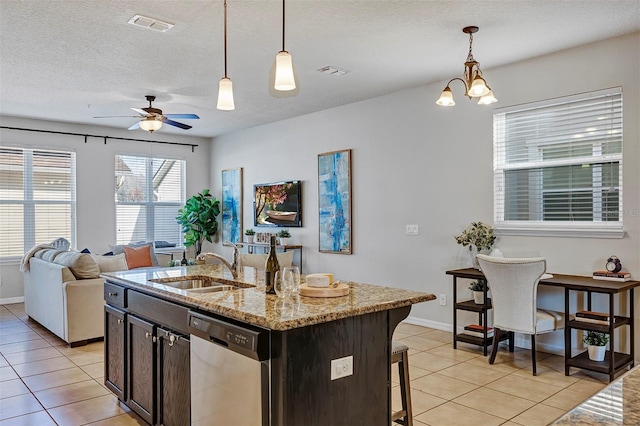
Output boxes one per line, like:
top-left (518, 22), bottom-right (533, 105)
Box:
top-left (196, 241), bottom-right (243, 279)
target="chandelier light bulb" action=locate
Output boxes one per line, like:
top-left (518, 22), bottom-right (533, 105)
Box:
top-left (478, 89), bottom-right (497, 105)
top-left (275, 51), bottom-right (296, 91)
top-left (139, 118), bottom-right (162, 132)
top-left (469, 76), bottom-right (490, 97)
top-left (217, 77), bottom-right (235, 110)
top-left (436, 87), bottom-right (455, 106)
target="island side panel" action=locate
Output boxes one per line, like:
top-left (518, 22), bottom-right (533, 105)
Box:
top-left (270, 309), bottom-right (392, 426)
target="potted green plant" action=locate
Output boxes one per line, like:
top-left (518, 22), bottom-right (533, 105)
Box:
top-left (277, 229), bottom-right (291, 246)
top-left (455, 221), bottom-right (496, 269)
top-left (244, 229), bottom-right (256, 243)
top-left (583, 331), bottom-right (609, 361)
top-left (468, 280), bottom-right (487, 304)
top-left (176, 189), bottom-right (220, 256)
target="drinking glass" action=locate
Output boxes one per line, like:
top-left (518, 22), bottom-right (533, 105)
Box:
top-left (274, 271), bottom-right (291, 298)
top-left (283, 266), bottom-right (300, 295)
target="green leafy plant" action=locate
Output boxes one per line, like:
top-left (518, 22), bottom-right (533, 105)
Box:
top-left (468, 280), bottom-right (486, 292)
top-left (583, 331), bottom-right (609, 347)
top-left (277, 229), bottom-right (291, 238)
top-left (176, 189), bottom-right (220, 255)
top-left (455, 221), bottom-right (496, 252)
top-left (244, 229), bottom-right (255, 236)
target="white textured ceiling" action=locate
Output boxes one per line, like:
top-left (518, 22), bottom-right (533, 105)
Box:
top-left (1, 1), bottom-right (639, 138)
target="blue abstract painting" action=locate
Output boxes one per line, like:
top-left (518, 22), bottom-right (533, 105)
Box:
top-left (318, 149), bottom-right (352, 254)
top-left (222, 168), bottom-right (242, 244)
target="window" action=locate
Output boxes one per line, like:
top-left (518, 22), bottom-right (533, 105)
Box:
top-left (0, 147), bottom-right (76, 258)
top-left (493, 88), bottom-right (623, 237)
top-left (115, 155), bottom-right (185, 245)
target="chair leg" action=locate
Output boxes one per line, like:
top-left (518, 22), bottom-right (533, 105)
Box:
top-left (509, 331), bottom-right (515, 352)
top-left (398, 350), bottom-right (413, 426)
top-left (531, 334), bottom-right (537, 376)
top-left (489, 327), bottom-right (501, 365)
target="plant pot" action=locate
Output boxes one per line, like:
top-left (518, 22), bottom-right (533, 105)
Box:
top-left (279, 237), bottom-right (290, 246)
top-left (245, 235), bottom-right (254, 243)
top-left (588, 344), bottom-right (606, 362)
top-left (473, 291), bottom-right (484, 304)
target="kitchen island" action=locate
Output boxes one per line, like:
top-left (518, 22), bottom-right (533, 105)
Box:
top-left (102, 264), bottom-right (435, 426)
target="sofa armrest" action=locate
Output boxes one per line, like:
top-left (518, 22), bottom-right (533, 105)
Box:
top-left (62, 278), bottom-right (105, 344)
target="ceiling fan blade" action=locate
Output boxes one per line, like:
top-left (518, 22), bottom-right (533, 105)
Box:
top-left (163, 114), bottom-right (200, 119)
top-left (131, 107), bottom-right (151, 116)
top-left (94, 115), bottom-right (141, 118)
top-left (163, 119), bottom-right (192, 130)
top-left (128, 122), bottom-right (140, 130)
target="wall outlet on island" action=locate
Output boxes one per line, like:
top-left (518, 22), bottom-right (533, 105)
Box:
top-left (330, 355), bottom-right (353, 380)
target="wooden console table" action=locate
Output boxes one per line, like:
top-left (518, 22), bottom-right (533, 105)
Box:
top-left (446, 268), bottom-right (640, 381)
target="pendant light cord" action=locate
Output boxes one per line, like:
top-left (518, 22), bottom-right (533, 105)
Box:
top-left (281, 0), bottom-right (286, 51)
top-left (223, 0), bottom-right (228, 78)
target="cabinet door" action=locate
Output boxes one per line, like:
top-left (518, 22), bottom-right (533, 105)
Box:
top-left (127, 314), bottom-right (156, 425)
top-left (157, 329), bottom-right (190, 426)
top-left (104, 305), bottom-right (126, 401)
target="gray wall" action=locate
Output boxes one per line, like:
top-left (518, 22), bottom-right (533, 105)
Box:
top-left (0, 117), bottom-right (211, 302)
top-left (210, 32), bottom-right (640, 355)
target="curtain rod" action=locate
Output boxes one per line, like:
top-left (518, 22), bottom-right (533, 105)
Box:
top-left (0, 126), bottom-right (199, 152)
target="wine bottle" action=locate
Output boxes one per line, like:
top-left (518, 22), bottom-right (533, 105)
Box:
top-left (181, 251), bottom-right (188, 266)
top-left (264, 235), bottom-right (280, 294)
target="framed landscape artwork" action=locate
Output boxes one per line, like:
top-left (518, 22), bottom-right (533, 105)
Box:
top-left (318, 149), bottom-right (352, 254)
top-left (221, 168), bottom-right (243, 243)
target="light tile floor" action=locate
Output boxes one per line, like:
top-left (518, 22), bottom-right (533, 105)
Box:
top-left (0, 303), bottom-right (610, 425)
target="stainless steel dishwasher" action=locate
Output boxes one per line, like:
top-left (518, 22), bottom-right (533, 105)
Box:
top-left (188, 311), bottom-right (270, 426)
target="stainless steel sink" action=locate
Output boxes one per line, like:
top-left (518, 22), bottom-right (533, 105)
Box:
top-left (149, 276), bottom-right (240, 293)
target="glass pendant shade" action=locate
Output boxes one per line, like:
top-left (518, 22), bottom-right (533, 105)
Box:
top-left (478, 89), bottom-right (497, 105)
top-left (217, 77), bottom-right (235, 110)
top-left (436, 87), bottom-right (455, 106)
top-left (139, 118), bottom-right (163, 132)
top-left (469, 76), bottom-right (490, 97)
top-left (274, 51), bottom-right (296, 91)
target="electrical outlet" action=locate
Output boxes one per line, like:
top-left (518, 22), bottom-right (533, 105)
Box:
top-left (330, 355), bottom-right (353, 380)
top-left (406, 224), bottom-right (419, 236)
top-left (439, 294), bottom-right (446, 306)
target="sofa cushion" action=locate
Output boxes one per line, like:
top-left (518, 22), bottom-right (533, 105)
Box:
top-left (53, 251), bottom-right (101, 279)
top-left (123, 245), bottom-right (153, 269)
top-left (91, 253), bottom-right (129, 273)
top-left (111, 243), bottom-right (159, 266)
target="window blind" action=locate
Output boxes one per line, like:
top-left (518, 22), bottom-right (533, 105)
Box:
top-left (493, 88), bottom-right (623, 237)
top-left (0, 148), bottom-right (76, 257)
top-left (115, 155), bottom-right (184, 245)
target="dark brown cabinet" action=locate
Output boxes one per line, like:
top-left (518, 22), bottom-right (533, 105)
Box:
top-left (104, 283), bottom-right (190, 426)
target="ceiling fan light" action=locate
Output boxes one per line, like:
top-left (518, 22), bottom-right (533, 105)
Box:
top-left (217, 77), bottom-right (235, 110)
top-left (478, 89), bottom-right (497, 105)
top-left (274, 51), bottom-right (296, 91)
top-left (436, 87), bottom-right (455, 106)
top-left (469, 76), bottom-right (490, 97)
top-left (139, 117), bottom-right (162, 132)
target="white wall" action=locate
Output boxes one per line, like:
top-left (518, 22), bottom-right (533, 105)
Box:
top-left (210, 33), bottom-right (640, 355)
top-left (0, 116), bottom-right (211, 302)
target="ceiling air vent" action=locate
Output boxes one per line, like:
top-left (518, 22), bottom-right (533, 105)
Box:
top-left (127, 15), bottom-right (174, 33)
top-left (317, 66), bottom-right (349, 76)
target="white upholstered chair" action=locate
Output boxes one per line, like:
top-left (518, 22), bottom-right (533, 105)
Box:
top-left (476, 254), bottom-right (565, 375)
top-left (239, 251), bottom-right (294, 269)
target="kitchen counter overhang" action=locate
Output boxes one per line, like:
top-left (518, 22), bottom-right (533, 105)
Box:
top-left (101, 264), bottom-right (435, 331)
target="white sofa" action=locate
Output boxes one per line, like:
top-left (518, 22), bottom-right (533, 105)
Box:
top-left (23, 248), bottom-right (129, 346)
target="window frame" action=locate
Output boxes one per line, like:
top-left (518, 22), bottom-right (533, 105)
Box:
top-left (114, 154), bottom-right (186, 246)
top-left (493, 87), bottom-right (623, 238)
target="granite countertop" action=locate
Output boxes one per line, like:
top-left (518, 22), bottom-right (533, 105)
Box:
top-left (552, 365), bottom-right (640, 425)
top-left (102, 264), bottom-right (435, 331)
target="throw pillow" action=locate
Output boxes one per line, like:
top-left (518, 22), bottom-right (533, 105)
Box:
top-left (123, 245), bottom-right (153, 269)
top-left (53, 251), bottom-right (101, 279)
top-left (80, 248), bottom-right (91, 253)
top-left (91, 253), bottom-right (129, 273)
top-left (110, 243), bottom-right (159, 266)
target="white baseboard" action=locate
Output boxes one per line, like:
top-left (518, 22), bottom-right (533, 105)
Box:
top-left (0, 296), bottom-right (24, 305)
top-left (402, 315), bottom-right (564, 356)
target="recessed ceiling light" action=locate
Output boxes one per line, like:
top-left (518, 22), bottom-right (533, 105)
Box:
top-left (127, 14), bottom-right (174, 33)
top-left (317, 66), bottom-right (349, 76)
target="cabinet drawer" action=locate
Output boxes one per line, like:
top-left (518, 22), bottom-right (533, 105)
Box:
top-left (128, 290), bottom-right (190, 335)
top-left (104, 282), bottom-right (126, 308)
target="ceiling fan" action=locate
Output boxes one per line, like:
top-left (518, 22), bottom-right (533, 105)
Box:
top-left (94, 95), bottom-right (199, 132)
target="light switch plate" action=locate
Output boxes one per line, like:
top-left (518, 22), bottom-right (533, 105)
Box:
top-left (406, 224), bottom-right (419, 235)
top-left (331, 355), bottom-right (353, 380)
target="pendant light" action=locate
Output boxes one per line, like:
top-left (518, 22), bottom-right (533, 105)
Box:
top-left (217, 0), bottom-right (235, 110)
top-left (274, 0), bottom-right (296, 91)
top-left (139, 117), bottom-right (163, 132)
top-left (437, 26), bottom-right (497, 107)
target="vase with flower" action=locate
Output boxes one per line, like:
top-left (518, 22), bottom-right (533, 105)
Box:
top-left (455, 221), bottom-right (496, 269)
